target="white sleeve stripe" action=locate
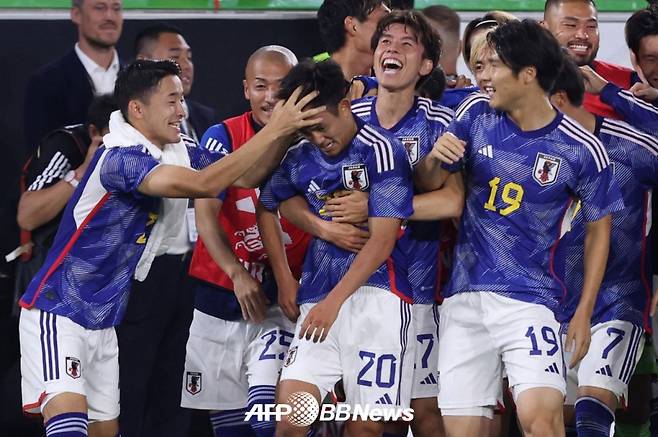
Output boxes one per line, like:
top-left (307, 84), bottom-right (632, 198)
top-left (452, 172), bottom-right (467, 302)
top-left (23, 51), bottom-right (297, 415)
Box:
top-left (562, 118), bottom-right (610, 169)
top-left (455, 94), bottom-right (489, 120)
top-left (603, 119), bottom-right (658, 150)
top-left (359, 127), bottom-right (394, 173)
top-left (351, 102), bottom-right (372, 110)
top-left (28, 152), bottom-right (70, 191)
top-left (619, 90), bottom-right (658, 115)
top-left (558, 123), bottom-right (607, 172)
top-left (601, 121), bottom-right (658, 156)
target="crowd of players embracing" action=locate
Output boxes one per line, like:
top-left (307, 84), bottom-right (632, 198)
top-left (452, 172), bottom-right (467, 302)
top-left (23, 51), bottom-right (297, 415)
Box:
top-left (13, 0), bottom-right (658, 436)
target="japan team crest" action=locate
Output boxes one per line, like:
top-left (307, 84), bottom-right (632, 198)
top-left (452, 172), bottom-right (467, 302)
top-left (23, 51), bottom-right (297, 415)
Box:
top-left (186, 371), bottom-right (202, 395)
top-left (532, 153), bottom-right (562, 186)
top-left (400, 136), bottom-right (420, 165)
top-left (66, 357), bottom-right (81, 379)
top-left (342, 164), bottom-right (369, 191)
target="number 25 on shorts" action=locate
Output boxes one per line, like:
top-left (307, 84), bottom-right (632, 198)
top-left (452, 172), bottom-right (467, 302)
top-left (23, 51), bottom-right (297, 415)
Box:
top-left (484, 177), bottom-right (524, 216)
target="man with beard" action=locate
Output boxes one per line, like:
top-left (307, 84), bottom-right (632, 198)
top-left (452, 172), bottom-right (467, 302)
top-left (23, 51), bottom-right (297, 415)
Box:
top-left (542, 0), bottom-right (640, 119)
top-left (23, 0), bottom-right (124, 154)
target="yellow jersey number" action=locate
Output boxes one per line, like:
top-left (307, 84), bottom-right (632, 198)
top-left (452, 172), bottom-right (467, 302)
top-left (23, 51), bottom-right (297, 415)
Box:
top-left (483, 177), bottom-right (524, 216)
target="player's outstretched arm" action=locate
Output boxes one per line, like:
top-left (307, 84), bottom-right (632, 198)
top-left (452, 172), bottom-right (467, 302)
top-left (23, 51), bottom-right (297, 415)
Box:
top-left (138, 88), bottom-right (325, 198)
top-left (256, 202), bottom-right (299, 322)
top-left (566, 214), bottom-right (611, 368)
top-left (299, 217), bottom-right (401, 342)
top-left (414, 132), bottom-right (466, 192)
top-left (279, 196), bottom-right (369, 253)
top-left (410, 172), bottom-right (464, 221)
top-left (196, 198), bottom-right (268, 323)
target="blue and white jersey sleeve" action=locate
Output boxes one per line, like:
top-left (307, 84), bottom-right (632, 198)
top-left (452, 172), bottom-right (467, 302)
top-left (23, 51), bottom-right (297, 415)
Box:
top-left (200, 123), bottom-right (233, 156)
top-left (570, 135), bottom-right (623, 223)
top-left (186, 145), bottom-right (222, 170)
top-left (600, 83), bottom-right (658, 136)
top-left (259, 157), bottom-right (297, 212)
top-left (100, 147), bottom-right (160, 196)
top-left (443, 93), bottom-right (490, 172)
top-left (366, 135), bottom-right (414, 219)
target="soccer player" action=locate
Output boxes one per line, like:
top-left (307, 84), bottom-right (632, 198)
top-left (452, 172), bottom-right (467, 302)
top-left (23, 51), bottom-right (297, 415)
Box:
top-left (181, 45), bottom-right (310, 437)
top-left (259, 59), bottom-right (415, 437)
top-left (17, 59), bottom-right (323, 437)
top-left (542, 0), bottom-right (641, 118)
top-left (351, 10), bottom-right (459, 437)
top-left (424, 20), bottom-right (622, 437)
top-left (550, 55), bottom-right (658, 437)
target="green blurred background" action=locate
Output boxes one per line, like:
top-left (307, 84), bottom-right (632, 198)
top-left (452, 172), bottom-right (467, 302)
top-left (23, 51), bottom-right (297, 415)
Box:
top-left (0, 0), bottom-right (645, 11)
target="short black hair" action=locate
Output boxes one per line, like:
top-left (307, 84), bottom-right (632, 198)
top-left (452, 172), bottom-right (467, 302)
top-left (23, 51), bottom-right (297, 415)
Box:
top-left (87, 94), bottom-right (118, 131)
top-left (134, 23), bottom-right (184, 57)
top-left (487, 19), bottom-right (564, 93)
top-left (422, 5), bottom-right (460, 41)
top-left (544, 0), bottom-right (597, 14)
top-left (114, 59), bottom-right (182, 121)
top-left (417, 66), bottom-right (447, 100)
top-left (277, 59), bottom-right (349, 112)
top-left (625, 3), bottom-right (658, 58)
top-left (550, 52), bottom-right (585, 106)
top-left (317, 0), bottom-right (390, 54)
top-left (462, 11), bottom-right (518, 66)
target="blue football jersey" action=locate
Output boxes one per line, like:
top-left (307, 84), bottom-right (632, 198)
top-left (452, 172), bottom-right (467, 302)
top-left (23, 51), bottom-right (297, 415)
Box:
top-left (442, 94), bottom-right (624, 312)
top-left (260, 119), bottom-right (414, 303)
top-left (557, 116), bottom-right (658, 330)
top-left (352, 96), bottom-right (454, 303)
top-left (20, 140), bottom-right (219, 329)
top-left (600, 83), bottom-right (658, 136)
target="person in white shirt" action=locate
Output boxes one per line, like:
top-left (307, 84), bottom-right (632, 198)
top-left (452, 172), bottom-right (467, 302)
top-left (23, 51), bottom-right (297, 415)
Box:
top-left (23, 0), bottom-right (124, 153)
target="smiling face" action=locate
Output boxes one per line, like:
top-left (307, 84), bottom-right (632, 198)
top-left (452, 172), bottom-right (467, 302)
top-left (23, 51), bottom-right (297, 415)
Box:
top-left (544, 1), bottom-right (599, 66)
top-left (373, 23), bottom-right (433, 92)
top-left (136, 75), bottom-right (186, 147)
top-left (471, 45), bottom-right (496, 97)
top-left (146, 32), bottom-right (194, 96)
top-left (480, 52), bottom-right (526, 111)
top-left (244, 56), bottom-right (293, 127)
top-left (72, 0), bottom-right (123, 49)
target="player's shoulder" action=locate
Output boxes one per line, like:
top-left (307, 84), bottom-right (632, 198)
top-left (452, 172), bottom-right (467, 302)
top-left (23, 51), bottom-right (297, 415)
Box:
top-left (416, 96), bottom-right (454, 126)
top-left (351, 96), bottom-right (375, 119)
top-left (600, 117), bottom-right (658, 156)
top-left (453, 92), bottom-right (491, 121)
top-left (557, 114), bottom-right (610, 170)
top-left (280, 137), bottom-right (311, 164)
top-left (356, 123), bottom-right (408, 172)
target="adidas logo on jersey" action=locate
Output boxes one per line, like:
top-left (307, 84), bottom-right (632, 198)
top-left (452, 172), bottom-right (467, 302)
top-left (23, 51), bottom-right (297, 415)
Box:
top-left (419, 373), bottom-right (438, 385)
top-left (375, 393), bottom-right (393, 405)
top-left (477, 144), bottom-right (493, 158)
top-left (595, 365), bottom-right (613, 377)
top-left (307, 180), bottom-right (320, 194)
top-left (544, 363), bottom-right (560, 374)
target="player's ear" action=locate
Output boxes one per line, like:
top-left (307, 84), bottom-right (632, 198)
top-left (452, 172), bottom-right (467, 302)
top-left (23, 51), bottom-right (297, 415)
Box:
top-left (243, 79), bottom-right (249, 101)
top-left (128, 99), bottom-right (145, 121)
top-left (522, 66), bottom-right (537, 84)
top-left (419, 59), bottom-right (433, 77)
top-left (345, 16), bottom-right (358, 37)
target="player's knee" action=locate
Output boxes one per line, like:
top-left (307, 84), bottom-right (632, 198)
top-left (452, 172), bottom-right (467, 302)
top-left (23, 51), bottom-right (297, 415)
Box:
top-left (42, 392), bottom-right (88, 422)
top-left (410, 398), bottom-right (443, 437)
top-left (577, 386), bottom-right (617, 410)
top-left (88, 419), bottom-right (119, 437)
top-left (516, 388), bottom-right (563, 436)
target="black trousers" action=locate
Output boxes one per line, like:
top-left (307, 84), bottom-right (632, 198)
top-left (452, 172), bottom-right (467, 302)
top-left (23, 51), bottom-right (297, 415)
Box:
top-left (117, 253), bottom-right (194, 437)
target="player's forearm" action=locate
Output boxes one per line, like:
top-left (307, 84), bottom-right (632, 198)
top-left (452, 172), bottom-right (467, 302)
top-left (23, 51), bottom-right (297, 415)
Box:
top-left (600, 84), bottom-right (658, 136)
top-left (325, 218), bottom-right (400, 305)
top-left (410, 173), bottom-right (464, 221)
top-left (413, 156), bottom-right (449, 192)
top-left (195, 199), bottom-right (245, 280)
top-left (196, 126), bottom-right (291, 197)
top-left (233, 141), bottom-right (290, 189)
top-left (578, 215), bottom-right (612, 315)
top-left (256, 203), bottom-right (295, 283)
top-left (17, 182), bottom-right (74, 231)
top-left (279, 196), bottom-right (325, 239)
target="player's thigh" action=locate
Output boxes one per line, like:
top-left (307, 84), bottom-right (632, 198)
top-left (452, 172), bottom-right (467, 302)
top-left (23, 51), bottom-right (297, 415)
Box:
top-left (245, 306), bottom-right (296, 390)
top-left (568, 321), bottom-right (645, 408)
top-left (490, 295), bottom-right (565, 403)
top-left (340, 287), bottom-right (414, 408)
top-left (181, 310), bottom-right (249, 411)
top-left (438, 293), bottom-right (501, 411)
top-left (85, 327), bottom-right (120, 422)
top-left (88, 418), bottom-right (119, 437)
top-left (515, 387), bottom-right (565, 436)
top-left (411, 303), bottom-right (440, 400)
top-left (279, 303), bottom-right (342, 402)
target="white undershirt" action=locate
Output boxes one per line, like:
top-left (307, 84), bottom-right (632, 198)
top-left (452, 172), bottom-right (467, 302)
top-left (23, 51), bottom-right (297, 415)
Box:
top-left (74, 43), bottom-right (120, 95)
